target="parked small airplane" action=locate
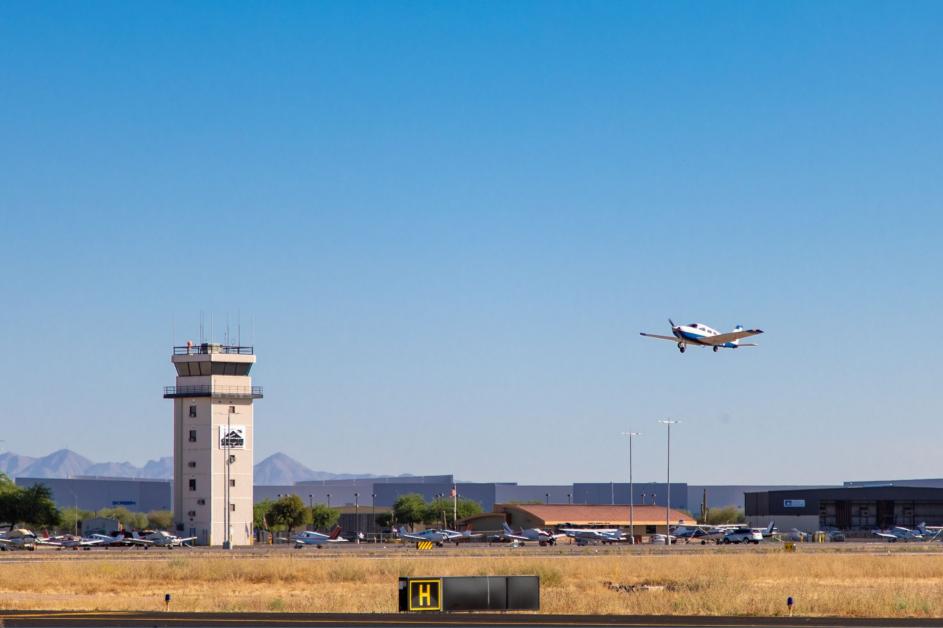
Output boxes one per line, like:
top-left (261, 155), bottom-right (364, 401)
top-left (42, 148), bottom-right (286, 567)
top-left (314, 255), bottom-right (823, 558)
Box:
top-left (873, 526), bottom-right (927, 542)
top-left (45, 534), bottom-right (105, 550)
top-left (496, 522), bottom-right (565, 546)
top-left (135, 530), bottom-right (198, 548)
top-left (293, 526), bottom-right (348, 549)
top-left (397, 527), bottom-right (482, 546)
top-left (0, 529), bottom-right (45, 551)
top-left (559, 527), bottom-right (629, 544)
top-left (89, 531), bottom-right (154, 547)
top-left (641, 319), bottom-right (763, 353)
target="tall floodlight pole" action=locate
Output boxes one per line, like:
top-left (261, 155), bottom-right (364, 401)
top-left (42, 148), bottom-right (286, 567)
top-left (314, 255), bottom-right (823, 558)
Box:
top-left (223, 406), bottom-right (235, 550)
top-left (657, 419), bottom-right (680, 545)
top-left (621, 432), bottom-right (641, 543)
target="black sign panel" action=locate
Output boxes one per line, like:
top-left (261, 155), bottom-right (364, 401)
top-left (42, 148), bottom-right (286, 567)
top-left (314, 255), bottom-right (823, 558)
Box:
top-left (398, 576), bottom-right (539, 612)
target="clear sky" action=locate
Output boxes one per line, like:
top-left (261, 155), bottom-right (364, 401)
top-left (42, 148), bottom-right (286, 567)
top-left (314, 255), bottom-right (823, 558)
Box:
top-left (1, 1), bottom-right (941, 485)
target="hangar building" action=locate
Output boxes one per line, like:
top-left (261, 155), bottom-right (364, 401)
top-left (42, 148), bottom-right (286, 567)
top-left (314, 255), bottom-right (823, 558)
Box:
top-left (746, 486), bottom-right (943, 533)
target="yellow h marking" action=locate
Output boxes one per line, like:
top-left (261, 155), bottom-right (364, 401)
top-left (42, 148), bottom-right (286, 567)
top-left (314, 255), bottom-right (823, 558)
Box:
top-left (417, 584), bottom-right (432, 606)
top-left (408, 579), bottom-right (441, 611)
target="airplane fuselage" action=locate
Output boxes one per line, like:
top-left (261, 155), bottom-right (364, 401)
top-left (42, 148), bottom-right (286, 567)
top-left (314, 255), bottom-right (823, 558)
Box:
top-left (673, 324), bottom-right (740, 349)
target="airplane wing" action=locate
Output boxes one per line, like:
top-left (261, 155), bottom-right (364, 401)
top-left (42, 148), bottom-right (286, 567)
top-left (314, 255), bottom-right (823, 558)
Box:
top-left (698, 329), bottom-right (763, 346)
top-left (872, 531), bottom-right (897, 539)
top-left (503, 533), bottom-right (531, 542)
top-left (640, 333), bottom-right (678, 342)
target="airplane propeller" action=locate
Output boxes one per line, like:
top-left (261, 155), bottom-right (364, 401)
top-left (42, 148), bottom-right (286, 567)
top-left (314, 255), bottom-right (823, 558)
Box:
top-left (668, 318), bottom-right (676, 328)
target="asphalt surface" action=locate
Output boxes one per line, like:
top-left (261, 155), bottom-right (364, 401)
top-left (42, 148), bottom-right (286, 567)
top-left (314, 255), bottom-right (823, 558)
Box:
top-left (2, 611), bottom-right (943, 628)
top-left (1, 541), bottom-right (940, 563)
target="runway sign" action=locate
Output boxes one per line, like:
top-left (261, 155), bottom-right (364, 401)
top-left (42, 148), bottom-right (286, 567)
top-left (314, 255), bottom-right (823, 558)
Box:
top-left (416, 541), bottom-right (434, 550)
top-left (398, 576), bottom-right (539, 612)
top-left (407, 578), bottom-right (442, 611)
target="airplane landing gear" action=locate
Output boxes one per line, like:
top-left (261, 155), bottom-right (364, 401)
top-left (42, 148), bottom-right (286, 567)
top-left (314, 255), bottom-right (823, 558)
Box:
top-left (713, 346), bottom-right (719, 353)
top-left (677, 343), bottom-right (685, 353)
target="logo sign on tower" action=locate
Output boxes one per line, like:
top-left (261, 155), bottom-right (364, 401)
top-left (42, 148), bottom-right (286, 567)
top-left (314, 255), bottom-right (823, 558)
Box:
top-left (219, 425), bottom-right (246, 449)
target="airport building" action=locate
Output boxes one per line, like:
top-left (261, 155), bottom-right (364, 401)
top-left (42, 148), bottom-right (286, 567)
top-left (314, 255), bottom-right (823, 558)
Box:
top-left (164, 343), bottom-right (262, 547)
top-left (16, 476), bottom-right (171, 513)
top-left (745, 486), bottom-right (943, 533)
top-left (461, 504), bottom-right (696, 536)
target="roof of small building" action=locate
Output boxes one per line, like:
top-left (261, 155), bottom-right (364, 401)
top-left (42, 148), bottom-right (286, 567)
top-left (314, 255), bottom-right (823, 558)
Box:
top-left (498, 503), bottom-right (696, 526)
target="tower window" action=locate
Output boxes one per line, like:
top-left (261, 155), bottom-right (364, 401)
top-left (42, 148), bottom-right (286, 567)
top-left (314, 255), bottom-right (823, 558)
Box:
top-left (229, 454), bottom-right (236, 464)
top-left (230, 479), bottom-right (236, 487)
top-left (189, 405), bottom-right (197, 418)
top-left (229, 405), bottom-right (236, 414)
top-left (187, 461), bottom-right (196, 468)
top-left (230, 504), bottom-right (236, 512)
top-left (188, 430), bottom-right (197, 443)
top-left (197, 499), bottom-right (206, 505)
top-left (188, 479), bottom-right (196, 491)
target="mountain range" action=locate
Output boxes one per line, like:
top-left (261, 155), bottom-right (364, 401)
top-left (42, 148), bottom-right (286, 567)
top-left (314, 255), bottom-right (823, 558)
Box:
top-left (0, 449), bottom-right (400, 485)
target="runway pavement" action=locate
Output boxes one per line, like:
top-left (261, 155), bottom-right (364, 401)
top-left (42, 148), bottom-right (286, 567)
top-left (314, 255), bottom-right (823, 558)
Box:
top-left (2, 611), bottom-right (943, 628)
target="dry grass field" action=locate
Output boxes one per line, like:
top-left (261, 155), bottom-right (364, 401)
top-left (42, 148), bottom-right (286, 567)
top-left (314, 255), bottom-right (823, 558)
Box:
top-left (2, 551), bottom-right (943, 618)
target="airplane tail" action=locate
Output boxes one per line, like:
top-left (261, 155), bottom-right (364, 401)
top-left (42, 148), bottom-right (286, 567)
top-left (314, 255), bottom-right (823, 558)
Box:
top-left (766, 521), bottom-right (775, 535)
top-left (732, 324), bottom-right (744, 346)
top-left (398, 526), bottom-right (408, 537)
top-left (502, 522), bottom-right (513, 534)
top-left (328, 525), bottom-right (342, 540)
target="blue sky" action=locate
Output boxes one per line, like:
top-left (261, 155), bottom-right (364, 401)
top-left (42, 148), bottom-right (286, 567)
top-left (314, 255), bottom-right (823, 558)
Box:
top-left (1, 1), bottom-right (941, 484)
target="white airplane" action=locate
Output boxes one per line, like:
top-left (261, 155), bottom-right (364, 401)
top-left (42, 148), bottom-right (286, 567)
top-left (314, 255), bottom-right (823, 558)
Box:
top-left (89, 531), bottom-right (155, 548)
top-left (45, 534), bottom-right (106, 550)
top-left (641, 319), bottom-right (763, 353)
top-left (293, 526), bottom-right (348, 549)
top-left (559, 527), bottom-right (629, 544)
top-left (0, 529), bottom-right (40, 551)
top-left (872, 526), bottom-right (927, 542)
top-left (397, 527), bottom-right (482, 546)
top-left (135, 530), bottom-right (198, 548)
top-left (497, 522), bottom-right (565, 546)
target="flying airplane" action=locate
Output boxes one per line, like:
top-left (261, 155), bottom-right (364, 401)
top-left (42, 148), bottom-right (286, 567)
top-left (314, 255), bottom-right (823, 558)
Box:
top-left (496, 522), bottom-right (565, 546)
top-left (397, 527), bottom-right (482, 546)
top-left (293, 526), bottom-right (348, 549)
top-left (641, 319), bottom-right (763, 353)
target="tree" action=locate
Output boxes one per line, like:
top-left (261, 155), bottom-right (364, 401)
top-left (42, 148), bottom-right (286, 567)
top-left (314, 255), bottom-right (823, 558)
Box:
top-left (0, 473), bottom-right (15, 494)
top-left (96, 507), bottom-right (147, 531)
top-left (254, 499), bottom-right (273, 531)
top-left (423, 497), bottom-right (482, 527)
top-left (0, 484), bottom-right (62, 530)
top-left (146, 510), bottom-right (174, 530)
top-left (310, 504), bottom-right (340, 531)
top-left (267, 495), bottom-right (309, 536)
top-left (60, 507), bottom-right (95, 535)
top-left (701, 505), bottom-right (746, 525)
top-left (392, 493), bottom-right (426, 530)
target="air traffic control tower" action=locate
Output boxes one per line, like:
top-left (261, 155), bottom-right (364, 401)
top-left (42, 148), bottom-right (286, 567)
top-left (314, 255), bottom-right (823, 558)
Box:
top-left (164, 343), bottom-right (262, 547)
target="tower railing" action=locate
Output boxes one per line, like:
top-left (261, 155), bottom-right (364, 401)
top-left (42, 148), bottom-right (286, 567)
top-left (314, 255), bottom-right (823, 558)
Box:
top-left (163, 385), bottom-right (263, 399)
top-left (173, 344), bottom-right (254, 355)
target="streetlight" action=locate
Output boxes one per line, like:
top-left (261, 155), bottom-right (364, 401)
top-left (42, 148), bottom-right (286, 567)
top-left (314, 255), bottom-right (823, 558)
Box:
top-left (371, 493), bottom-right (377, 542)
top-left (354, 493), bottom-right (360, 543)
top-left (657, 419), bottom-right (680, 545)
top-left (326, 493), bottom-right (331, 508)
top-left (545, 492), bottom-right (550, 505)
top-left (566, 493), bottom-right (571, 505)
top-left (621, 431), bottom-right (641, 543)
top-left (223, 405), bottom-right (235, 550)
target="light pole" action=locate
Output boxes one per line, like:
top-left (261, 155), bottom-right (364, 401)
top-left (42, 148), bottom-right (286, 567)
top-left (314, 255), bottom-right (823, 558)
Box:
top-left (372, 493), bottom-right (377, 542)
top-left (69, 490), bottom-right (78, 536)
top-left (657, 419), bottom-right (680, 545)
top-left (621, 431), bottom-right (641, 543)
top-left (326, 493), bottom-right (331, 508)
top-left (354, 492), bottom-right (360, 543)
top-left (545, 492), bottom-right (550, 505)
top-left (223, 405), bottom-right (235, 550)
top-left (567, 493), bottom-right (571, 505)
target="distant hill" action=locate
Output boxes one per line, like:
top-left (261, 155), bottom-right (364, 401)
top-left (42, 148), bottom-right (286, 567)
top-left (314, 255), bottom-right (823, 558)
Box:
top-left (0, 450), bottom-right (397, 485)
